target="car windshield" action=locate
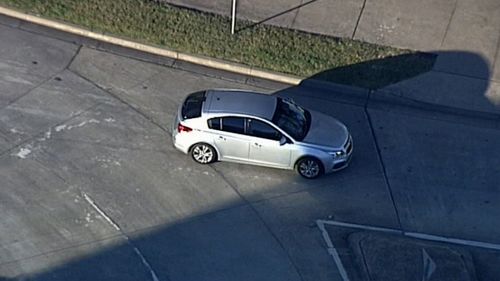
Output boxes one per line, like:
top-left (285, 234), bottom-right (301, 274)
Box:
top-left (272, 98), bottom-right (310, 141)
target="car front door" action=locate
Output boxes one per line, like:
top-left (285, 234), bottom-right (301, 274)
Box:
top-left (211, 117), bottom-right (250, 162)
top-left (246, 118), bottom-right (291, 167)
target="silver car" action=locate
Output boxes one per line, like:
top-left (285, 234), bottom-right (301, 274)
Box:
top-left (172, 89), bottom-right (353, 179)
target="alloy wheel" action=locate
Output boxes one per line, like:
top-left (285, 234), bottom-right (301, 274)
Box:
top-left (192, 144), bottom-right (214, 164)
top-left (298, 159), bottom-right (321, 178)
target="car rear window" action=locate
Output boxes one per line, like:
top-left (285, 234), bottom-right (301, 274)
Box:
top-left (222, 117), bottom-right (245, 134)
top-left (208, 118), bottom-right (221, 130)
top-left (182, 91), bottom-right (206, 119)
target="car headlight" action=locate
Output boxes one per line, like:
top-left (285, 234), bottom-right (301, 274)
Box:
top-left (328, 151), bottom-right (345, 158)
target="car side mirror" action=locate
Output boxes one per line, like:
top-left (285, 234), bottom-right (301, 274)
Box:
top-left (279, 136), bottom-right (287, 146)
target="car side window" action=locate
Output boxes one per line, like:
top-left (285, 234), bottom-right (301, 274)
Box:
top-left (221, 117), bottom-right (245, 134)
top-left (207, 118), bottom-right (221, 130)
top-left (246, 119), bottom-right (281, 141)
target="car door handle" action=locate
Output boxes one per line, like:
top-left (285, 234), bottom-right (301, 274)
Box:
top-left (218, 136), bottom-right (226, 141)
top-left (254, 142), bottom-right (261, 147)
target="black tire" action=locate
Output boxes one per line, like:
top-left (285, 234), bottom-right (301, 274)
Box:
top-left (296, 157), bottom-right (323, 179)
top-left (191, 143), bottom-right (217, 164)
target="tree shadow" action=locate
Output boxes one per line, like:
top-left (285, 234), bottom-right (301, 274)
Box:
top-left (276, 50), bottom-right (495, 117)
top-left (305, 52), bottom-right (437, 90)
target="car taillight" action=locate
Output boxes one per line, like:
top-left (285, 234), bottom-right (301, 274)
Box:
top-left (177, 123), bottom-right (192, 133)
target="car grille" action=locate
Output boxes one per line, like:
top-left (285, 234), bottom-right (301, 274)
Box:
top-left (344, 136), bottom-right (353, 154)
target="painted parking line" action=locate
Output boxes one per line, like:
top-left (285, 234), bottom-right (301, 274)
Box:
top-left (316, 222), bottom-right (351, 281)
top-left (316, 219), bottom-right (500, 281)
top-left (405, 232), bottom-right (500, 251)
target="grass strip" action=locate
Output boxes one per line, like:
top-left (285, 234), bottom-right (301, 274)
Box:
top-left (0, 0), bottom-right (435, 89)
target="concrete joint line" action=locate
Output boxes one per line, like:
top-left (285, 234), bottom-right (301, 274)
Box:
top-left (352, 0), bottom-right (367, 39)
top-left (2, 69), bottom-right (65, 111)
top-left (440, 0), bottom-right (458, 48)
top-left (209, 166), bottom-right (306, 281)
top-left (0, 6), bottom-right (302, 86)
top-left (65, 45), bottom-right (83, 71)
top-left (316, 219), bottom-right (500, 281)
top-left (364, 92), bottom-right (403, 230)
top-left (290, 0), bottom-right (304, 29)
top-left (493, 30), bottom-right (500, 76)
top-left (67, 68), bottom-right (171, 135)
top-left (83, 192), bottom-right (161, 281)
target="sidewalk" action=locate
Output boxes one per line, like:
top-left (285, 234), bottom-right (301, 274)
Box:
top-left (164, 0), bottom-right (500, 114)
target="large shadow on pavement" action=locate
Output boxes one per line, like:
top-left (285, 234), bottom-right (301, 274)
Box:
top-left (4, 51), bottom-right (498, 281)
top-left (304, 52), bottom-right (437, 90)
top-left (277, 50), bottom-right (495, 116)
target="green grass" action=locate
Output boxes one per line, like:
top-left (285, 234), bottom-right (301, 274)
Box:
top-left (0, 0), bottom-right (435, 89)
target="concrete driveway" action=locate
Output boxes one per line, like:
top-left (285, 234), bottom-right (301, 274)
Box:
top-left (0, 16), bottom-right (499, 281)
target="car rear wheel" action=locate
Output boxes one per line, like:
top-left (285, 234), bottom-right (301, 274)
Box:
top-left (296, 157), bottom-right (323, 179)
top-left (191, 143), bottom-right (217, 164)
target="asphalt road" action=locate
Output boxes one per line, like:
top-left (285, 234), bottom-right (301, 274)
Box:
top-left (0, 16), bottom-right (499, 281)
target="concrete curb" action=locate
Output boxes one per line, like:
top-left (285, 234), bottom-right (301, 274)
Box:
top-left (2, 6), bottom-right (497, 121)
top-left (0, 5), bottom-right (302, 85)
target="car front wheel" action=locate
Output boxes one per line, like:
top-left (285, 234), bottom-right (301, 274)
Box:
top-left (296, 157), bottom-right (323, 179)
top-left (191, 143), bottom-right (217, 164)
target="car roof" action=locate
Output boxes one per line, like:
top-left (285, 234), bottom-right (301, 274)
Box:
top-left (204, 90), bottom-right (277, 120)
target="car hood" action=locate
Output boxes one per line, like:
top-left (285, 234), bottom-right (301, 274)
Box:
top-left (302, 110), bottom-right (348, 149)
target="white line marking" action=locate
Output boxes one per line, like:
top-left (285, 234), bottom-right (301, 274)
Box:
top-left (133, 247), bottom-right (160, 281)
top-left (317, 222), bottom-right (334, 249)
top-left (317, 219), bottom-right (500, 281)
top-left (9, 127), bottom-right (24, 134)
top-left (317, 221), bottom-right (350, 281)
top-left (317, 219), bottom-right (402, 234)
top-left (82, 192), bottom-right (161, 281)
top-left (406, 232), bottom-right (500, 251)
top-left (55, 124), bottom-right (67, 132)
top-left (328, 247), bottom-right (350, 281)
top-left (422, 248), bottom-right (436, 281)
top-left (318, 219), bottom-right (500, 251)
top-left (14, 147), bottom-right (32, 159)
top-left (83, 193), bottom-right (120, 231)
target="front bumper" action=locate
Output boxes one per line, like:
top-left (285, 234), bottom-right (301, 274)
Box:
top-left (327, 136), bottom-right (353, 172)
top-left (330, 152), bottom-right (353, 172)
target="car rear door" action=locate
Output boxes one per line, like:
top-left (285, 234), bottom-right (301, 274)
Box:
top-left (210, 117), bottom-right (250, 161)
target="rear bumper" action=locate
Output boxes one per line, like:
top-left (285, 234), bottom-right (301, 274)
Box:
top-left (173, 136), bottom-right (189, 154)
top-left (171, 114), bottom-right (189, 155)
